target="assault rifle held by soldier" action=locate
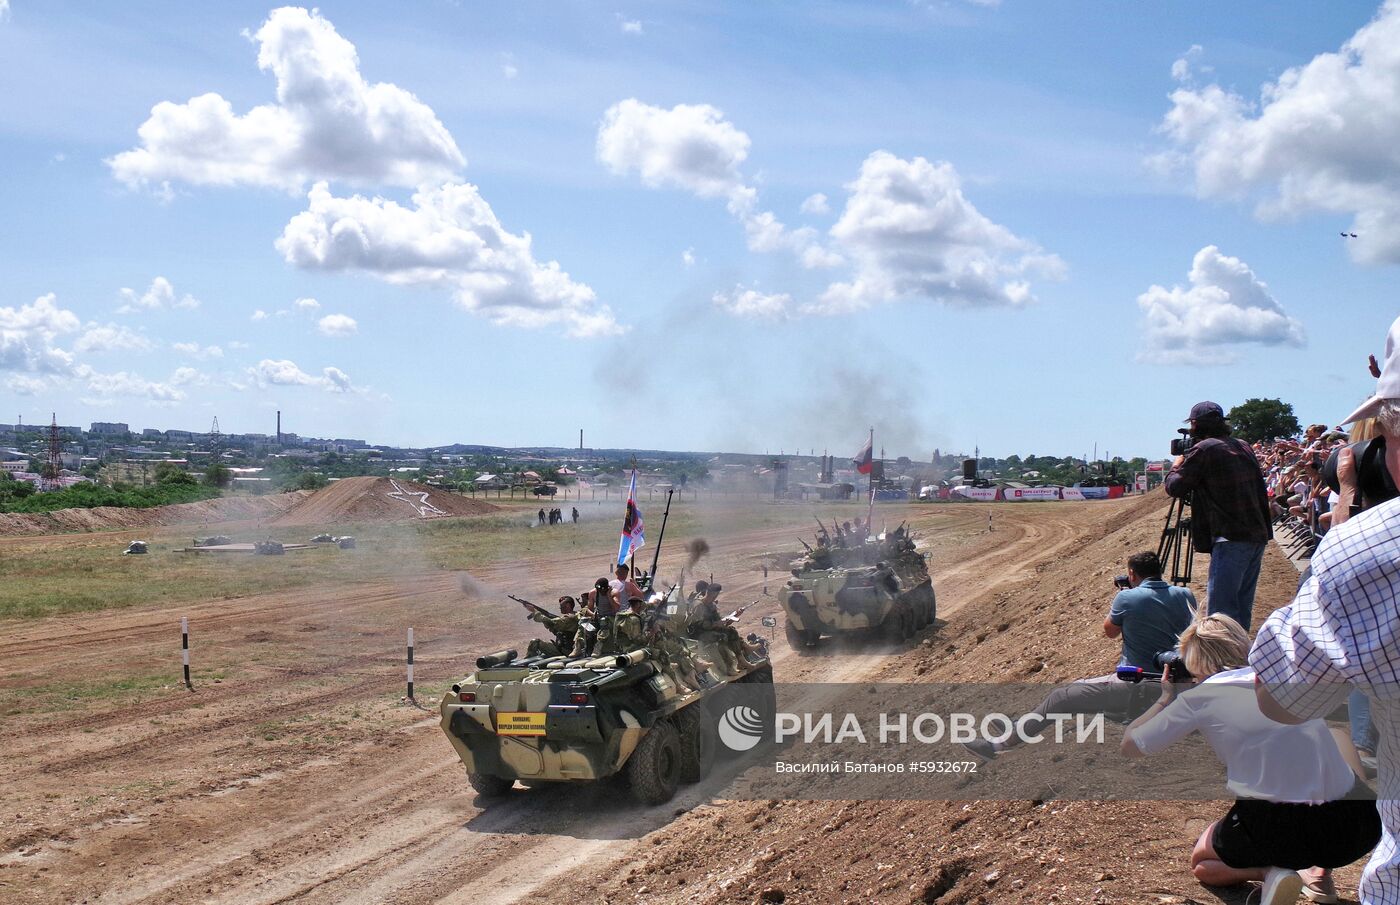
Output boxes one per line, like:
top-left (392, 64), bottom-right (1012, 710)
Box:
top-left (509, 594), bottom-right (558, 620)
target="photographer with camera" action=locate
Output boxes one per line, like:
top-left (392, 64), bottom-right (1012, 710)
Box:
top-left (1122, 614), bottom-right (1378, 905)
top-left (962, 551), bottom-right (1194, 760)
top-left (1165, 401), bottom-right (1273, 630)
top-left (1251, 316), bottom-right (1400, 904)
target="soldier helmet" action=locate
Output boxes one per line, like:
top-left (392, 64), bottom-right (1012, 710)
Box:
top-left (694, 580), bottom-right (710, 594)
top-left (628, 596), bottom-right (646, 609)
top-left (707, 582), bottom-right (722, 594)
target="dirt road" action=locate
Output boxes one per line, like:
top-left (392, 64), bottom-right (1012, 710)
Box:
top-left (1, 495), bottom-right (1265, 905)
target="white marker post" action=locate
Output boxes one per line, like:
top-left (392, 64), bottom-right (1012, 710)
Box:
top-left (181, 617), bottom-right (192, 690)
top-left (406, 628), bottom-right (415, 701)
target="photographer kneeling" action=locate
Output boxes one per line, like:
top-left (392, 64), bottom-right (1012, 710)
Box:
top-left (1122, 614), bottom-right (1378, 905)
top-left (963, 551), bottom-right (1194, 760)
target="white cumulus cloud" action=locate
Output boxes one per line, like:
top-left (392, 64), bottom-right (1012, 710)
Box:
top-left (277, 181), bottom-right (621, 337)
top-left (619, 16), bottom-right (643, 34)
top-left (108, 6), bottom-right (463, 193)
top-left (293, 296), bottom-right (320, 310)
top-left (1136, 245), bottom-right (1305, 365)
top-left (82, 369), bottom-right (186, 402)
top-left (316, 313), bottom-right (358, 336)
top-left (712, 286), bottom-right (792, 320)
top-left (681, 247), bottom-right (695, 267)
top-left (597, 99), bottom-right (838, 266)
top-left (0, 293), bottom-right (80, 375)
top-left (1159, 2), bottom-right (1400, 263)
top-left (117, 276), bottom-right (199, 313)
top-left (813, 151), bottom-right (1064, 314)
top-left (249, 357), bottom-right (354, 393)
top-left (251, 309), bottom-right (269, 321)
top-left (0, 1), bottom-right (10, 24)
top-left (74, 324), bottom-right (153, 353)
top-left (800, 193), bottom-right (830, 216)
top-left (172, 341), bottom-right (224, 360)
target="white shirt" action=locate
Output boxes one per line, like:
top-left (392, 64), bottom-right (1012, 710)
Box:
top-left (1130, 667), bottom-right (1354, 803)
top-left (1251, 496), bottom-right (1400, 904)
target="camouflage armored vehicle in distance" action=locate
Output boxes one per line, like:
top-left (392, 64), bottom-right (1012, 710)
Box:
top-left (777, 523), bottom-right (936, 651)
top-left (440, 589), bottom-right (774, 806)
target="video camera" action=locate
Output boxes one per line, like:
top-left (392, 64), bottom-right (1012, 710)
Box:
top-left (1321, 437), bottom-right (1398, 509)
top-left (1170, 428), bottom-right (1194, 457)
top-left (1116, 650), bottom-right (1193, 685)
top-left (1113, 575), bottom-right (1131, 590)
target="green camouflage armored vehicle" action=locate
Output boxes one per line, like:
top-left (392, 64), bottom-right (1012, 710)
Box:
top-left (439, 613), bottom-right (774, 806)
top-left (778, 526), bottom-right (935, 651)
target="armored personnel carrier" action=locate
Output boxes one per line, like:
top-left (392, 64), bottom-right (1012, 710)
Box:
top-left (439, 593), bottom-right (774, 806)
top-left (777, 525), bottom-right (936, 651)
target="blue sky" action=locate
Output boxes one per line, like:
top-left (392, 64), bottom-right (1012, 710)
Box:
top-left (2, 1), bottom-right (1396, 460)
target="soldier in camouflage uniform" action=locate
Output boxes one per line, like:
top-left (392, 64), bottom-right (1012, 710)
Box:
top-left (645, 598), bottom-right (712, 692)
top-left (686, 583), bottom-right (758, 674)
top-left (526, 596), bottom-right (580, 658)
top-left (604, 596), bottom-right (648, 656)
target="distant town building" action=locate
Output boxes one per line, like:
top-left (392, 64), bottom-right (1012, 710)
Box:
top-left (142, 428), bottom-right (163, 439)
top-left (90, 422), bottom-right (130, 436)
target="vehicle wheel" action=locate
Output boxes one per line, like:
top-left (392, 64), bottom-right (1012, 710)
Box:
top-left (672, 707), bottom-right (716, 784)
top-left (883, 609), bottom-right (910, 643)
top-left (785, 620), bottom-right (816, 654)
top-left (468, 772), bottom-right (514, 798)
top-left (627, 720), bottom-right (681, 805)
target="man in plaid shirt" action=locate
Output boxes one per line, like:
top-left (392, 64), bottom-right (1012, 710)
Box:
top-left (1252, 314), bottom-right (1400, 903)
top-left (1165, 401), bottom-right (1273, 630)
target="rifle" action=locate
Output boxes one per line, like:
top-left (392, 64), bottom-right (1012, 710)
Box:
top-left (722, 602), bottom-right (755, 624)
top-left (798, 537), bottom-right (814, 553)
top-left (814, 517), bottom-right (831, 540)
top-left (509, 595), bottom-right (557, 620)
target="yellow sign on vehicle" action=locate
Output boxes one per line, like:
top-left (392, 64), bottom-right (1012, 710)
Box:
top-left (496, 712), bottom-right (546, 736)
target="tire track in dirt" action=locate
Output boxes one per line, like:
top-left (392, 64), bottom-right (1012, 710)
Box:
top-left (1, 501), bottom-right (1126, 905)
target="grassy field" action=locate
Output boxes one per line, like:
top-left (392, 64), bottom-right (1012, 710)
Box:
top-left (0, 497), bottom-right (855, 621)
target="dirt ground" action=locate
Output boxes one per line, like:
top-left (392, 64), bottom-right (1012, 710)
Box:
top-left (0, 493), bottom-right (1356, 905)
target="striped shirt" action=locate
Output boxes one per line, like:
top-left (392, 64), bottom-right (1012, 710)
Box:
top-left (1251, 496), bottom-right (1400, 904)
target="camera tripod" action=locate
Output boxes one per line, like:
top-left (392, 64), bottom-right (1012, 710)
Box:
top-left (1156, 493), bottom-right (1195, 586)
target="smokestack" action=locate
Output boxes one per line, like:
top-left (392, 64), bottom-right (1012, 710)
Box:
top-left (580, 428), bottom-right (583, 452)
top-left (276, 410), bottom-right (282, 445)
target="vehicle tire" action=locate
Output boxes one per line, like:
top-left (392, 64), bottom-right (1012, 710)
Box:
top-left (627, 720), bottom-right (681, 805)
top-left (785, 620), bottom-right (816, 654)
top-left (883, 609), bottom-right (909, 643)
top-left (672, 707), bottom-right (716, 784)
top-left (468, 772), bottom-right (514, 798)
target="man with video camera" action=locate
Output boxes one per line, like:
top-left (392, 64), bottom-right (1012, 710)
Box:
top-left (963, 550), bottom-right (1194, 760)
top-left (1165, 401), bottom-right (1272, 630)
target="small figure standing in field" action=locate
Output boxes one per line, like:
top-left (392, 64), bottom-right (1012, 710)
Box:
top-left (571, 506), bottom-right (579, 524)
top-left (537, 507), bottom-right (546, 526)
top-left (988, 511), bottom-right (994, 533)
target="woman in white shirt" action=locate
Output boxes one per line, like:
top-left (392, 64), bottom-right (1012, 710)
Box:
top-left (1122, 614), bottom-right (1379, 905)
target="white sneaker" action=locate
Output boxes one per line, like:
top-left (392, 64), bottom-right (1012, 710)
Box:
top-left (1260, 866), bottom-right (1304, 905)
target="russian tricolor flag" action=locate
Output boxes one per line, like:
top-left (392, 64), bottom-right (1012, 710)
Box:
top-left (852, 436), bottom-right (873, 475)
top-left (617, 469), bottom-right (645, 564)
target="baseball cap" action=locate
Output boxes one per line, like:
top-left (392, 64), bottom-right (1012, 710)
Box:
top-left (1184, 401), bottom-right (1224, 423)
top-left (1341, 314), bottom-right (1400, 425)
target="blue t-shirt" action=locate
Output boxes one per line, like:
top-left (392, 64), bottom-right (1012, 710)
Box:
top-left (1108, 579), bottom-right (1197, 670)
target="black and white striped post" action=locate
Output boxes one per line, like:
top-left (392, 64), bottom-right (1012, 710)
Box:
top-left (181, 617), bottom-right (192, 690)
top-left (406, 627), bottom-right (415, 701)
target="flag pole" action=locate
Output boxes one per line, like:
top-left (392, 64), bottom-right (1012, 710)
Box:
top-left (867, 426), bottom-right (875, 528)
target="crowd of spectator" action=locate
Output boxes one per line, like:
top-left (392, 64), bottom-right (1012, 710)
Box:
top-left (1256, 422), bottom-right (1365, 540)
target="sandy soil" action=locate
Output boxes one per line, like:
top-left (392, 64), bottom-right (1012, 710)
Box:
top-left (270, 477), bottom-right (499, 526)
top-left (0, 492), bottom-right (312, 537)
top-left (0, 494), bottom-right (1350, 905)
